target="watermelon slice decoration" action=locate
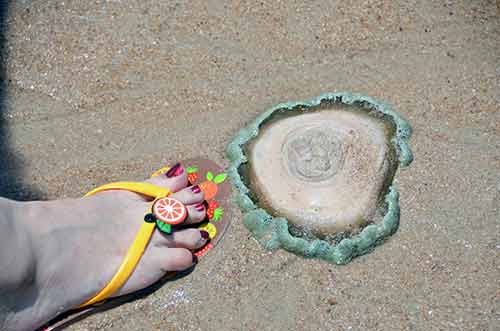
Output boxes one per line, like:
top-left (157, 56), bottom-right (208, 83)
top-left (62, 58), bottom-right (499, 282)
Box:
top-left (153, 197), bottom-right (187, 225)
top-left (194, 243), bottom-right (214, 257)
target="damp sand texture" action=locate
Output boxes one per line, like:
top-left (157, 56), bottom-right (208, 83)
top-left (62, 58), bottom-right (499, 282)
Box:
top-left (2, 1), bottom-right (499, 330)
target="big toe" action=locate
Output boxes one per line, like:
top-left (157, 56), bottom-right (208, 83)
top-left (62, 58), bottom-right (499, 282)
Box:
top-left (147, 162), bottom-right (189, 193)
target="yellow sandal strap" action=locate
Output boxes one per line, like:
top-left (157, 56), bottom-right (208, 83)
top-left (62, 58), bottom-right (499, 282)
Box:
top-left (84, 181), bottom-right (171, 198)
top-left (78, 220), bottom-right (157, 307)
top-left (78, 181), bottom-right (171, 308)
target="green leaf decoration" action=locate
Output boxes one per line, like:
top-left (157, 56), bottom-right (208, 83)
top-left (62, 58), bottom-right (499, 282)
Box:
top-left (214, 173), bottom-right (227, 184)
top-left (206, 171), bottom-right (214, 181)
top-left (213, 207), bottom-right (224, 222)
top-left (156, 221), bottom-right (172, 234)
top-left (186, 166), bottom-right (198, 173)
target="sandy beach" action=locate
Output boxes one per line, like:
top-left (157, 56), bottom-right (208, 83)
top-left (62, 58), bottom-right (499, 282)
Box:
top-left (1, 1), bottom-right (499, 330)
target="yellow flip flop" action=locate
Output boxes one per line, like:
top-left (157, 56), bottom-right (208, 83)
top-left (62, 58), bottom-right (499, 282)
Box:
top-left (78, 181), bottom-right (173, 307)
top-left (38, 160), bottom-right (231, 331)
top-left (77, 161), bottom-right (230, 308)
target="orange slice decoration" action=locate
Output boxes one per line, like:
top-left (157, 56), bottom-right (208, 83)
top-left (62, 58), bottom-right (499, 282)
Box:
top-left (153, 197), bottom-right (187, 225)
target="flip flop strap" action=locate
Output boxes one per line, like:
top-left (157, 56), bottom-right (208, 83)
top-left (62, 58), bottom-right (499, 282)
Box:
top-left (84, 181), bottom-right (170, 198)
top-left (78, 181), bottom-right (170, 308)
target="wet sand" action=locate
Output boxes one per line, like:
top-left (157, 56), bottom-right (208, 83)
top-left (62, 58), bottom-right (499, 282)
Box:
top-left (1, 1), bottom-right (499, 330)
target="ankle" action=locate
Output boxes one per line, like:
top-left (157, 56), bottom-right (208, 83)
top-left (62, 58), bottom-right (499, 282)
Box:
top-left (0, 198), bottom-right (37, 289)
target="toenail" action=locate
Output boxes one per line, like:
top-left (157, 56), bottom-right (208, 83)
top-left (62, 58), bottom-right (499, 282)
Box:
top-left (166, 163), bottom-right (183, 178)
top-left (200, 230), bottom-right (210, 239)
top-left (194, 202), bottom-right (205, 212)
top-left (174, 166), bottom-right (184, 176)
top-left (191, 185), bottom-right (201, 193)
top-left (192, 253), bottom-right (198, 264)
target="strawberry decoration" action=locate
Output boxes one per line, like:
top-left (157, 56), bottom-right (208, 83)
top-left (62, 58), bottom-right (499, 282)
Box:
top-left (186, 166), bottom-right (199, 184)
top-left (206, 200), bottom-right (224, 222)
top-left (206, 200), bottom-right (218, 219)
top-left (208, 200), bottom-right (218, 210)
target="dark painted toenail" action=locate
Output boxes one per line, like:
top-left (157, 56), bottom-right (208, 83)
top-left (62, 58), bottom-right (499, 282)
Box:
top-left (191, 185), bottom-right (201, 193)
top-left (200, 230), bottom-right (210, 239)
top-left (192, 253), bottom-right (198, 264)
top-left (195, 202), bottom-right (205, 211)
top-left (166, 163), bottom-right (182, 178)
top-left (174, 166), bottom-right (184, 176)
top-left (144, 213), bottom-right (156, 223)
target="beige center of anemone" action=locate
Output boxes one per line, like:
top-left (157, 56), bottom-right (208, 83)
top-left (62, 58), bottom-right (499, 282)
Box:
top-left (282, 125), bottom-right (346, 182)
top-left (246, 106), bottom-right (397, 237)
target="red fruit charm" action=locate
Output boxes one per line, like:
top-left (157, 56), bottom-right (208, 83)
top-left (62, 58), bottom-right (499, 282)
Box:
top-left (186, 166), bottom-right (199, 184)
top-left (208, 200), bottom-right (219, 209)
top-left (194, 242), bottom-right (214, 257)
top-left (206, 200), bottom-right (224, 222)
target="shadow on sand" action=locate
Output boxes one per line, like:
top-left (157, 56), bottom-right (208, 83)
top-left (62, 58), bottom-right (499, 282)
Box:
top-left (39, 268), bottom-right (195, 331)
top-left (0, 2), bottom-right (43, 201)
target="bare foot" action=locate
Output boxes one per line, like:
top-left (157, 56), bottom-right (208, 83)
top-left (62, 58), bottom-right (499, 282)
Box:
top-left (0, 163), bottom-right (208, 330)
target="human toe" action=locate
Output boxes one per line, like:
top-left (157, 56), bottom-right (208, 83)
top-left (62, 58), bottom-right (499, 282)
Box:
top-left (159, 228), bottom-right (209, 250)
top-left (147, 162), bottom-right (189, 193)
top-left (157, 247), bottom-right (197, 272)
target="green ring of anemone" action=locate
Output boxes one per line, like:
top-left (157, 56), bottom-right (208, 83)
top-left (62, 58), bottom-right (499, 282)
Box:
top-left (226, 92), bottom-right (413, 264)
